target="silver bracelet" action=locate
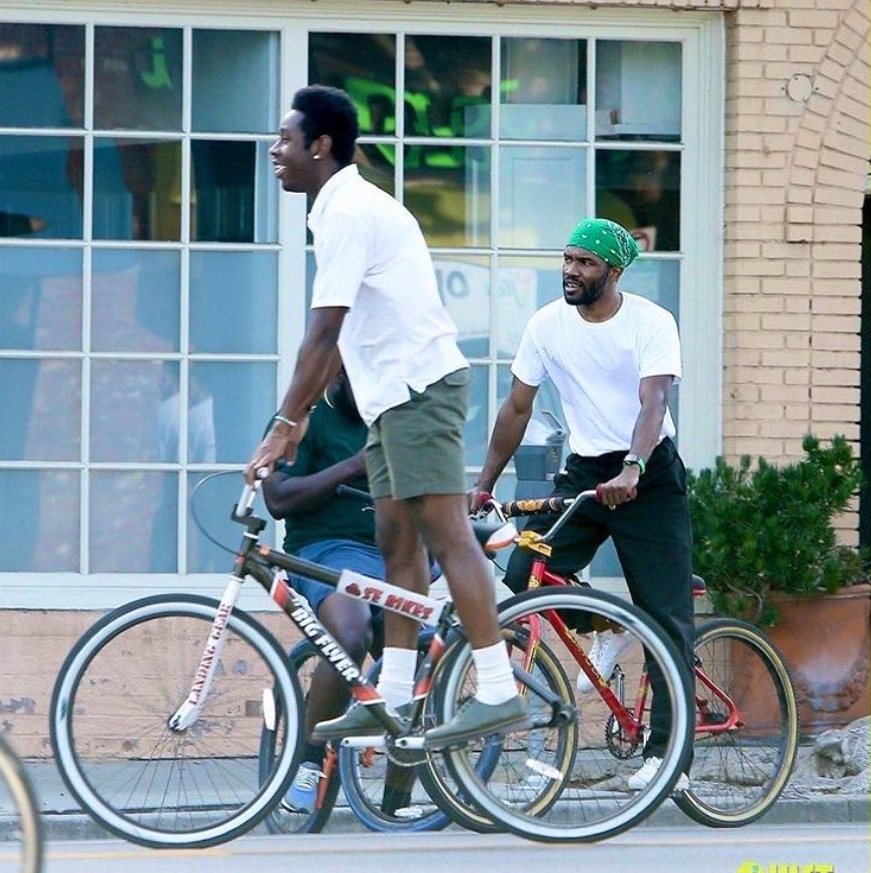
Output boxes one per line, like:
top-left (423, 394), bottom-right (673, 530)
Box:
top-left (272, 414), bottom-right (298, 428)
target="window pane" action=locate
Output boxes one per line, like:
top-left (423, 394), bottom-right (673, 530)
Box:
top-left (620, 257), bottom-right (680, 318)
top-left (0, 134), bottom-right (83, 239)
top-left (499, 145), bottom-right (586, 249)
top-left (92, 249), bottom-right (180, 353)
top-left (431, 255), bottom-right (490, 358)
top-left (190, 361), bottom-right (275, 465)
top-left (0, 358), bottom-right (81, 461)
top-left (190, 251), bottom-right (277, 355)
top-left (0, 24), bottom-right (84, 128)
top-left (464, 363), bottom-right (489, 468)
top-left (92, 138), bottom-right (181, 241)
top-left (0, 470), bottom-right (79, 572)
top-left (192, 30), bottom-right (279, 133)
top-left (187, 470), bottom-right (276, 573)
top-left (596, 149), bottom-right (681, 252)
top-left (501, 38), bottom-right (587, 141)
top-left (94, 28), bottom-right (182, 131)
top-left (90, 359), bottom-right (167, 463)
top-left (357, 144), bottom-right (395, 195)
top-left (89, 471), bottom-right (177, 572)
top-left (310, 34), bottom-right (397, 136)
top-left (0, 247), bottom-right (82, 351)
top-left (192, 140), bottom-right (277, 243)
top-left (595, 41), bottom-right (681, 142)
top-left (405, 35), bottom-right (491, 138)
top-left (494, 255), bottom-right (562, 359)
top-left (404, 146), bottom-right (490, 247)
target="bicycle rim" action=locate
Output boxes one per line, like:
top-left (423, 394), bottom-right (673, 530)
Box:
top-left (674, 618), bottom-right (799, 827)
top-left (261, 641), bottom-right (340, 835)
top-left (339, 653), bottom-right (450, 832)
top-left (0, 736), bottom-right (43, 873)
top-left (421, 628), bottom-right (575, 833)
top-left (50, 594), bottom-right (303, 848)
top-left (438, 587), bottom-right (694, 843)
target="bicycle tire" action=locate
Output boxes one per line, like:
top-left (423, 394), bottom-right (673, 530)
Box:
top-left (674, 617), bottom-right (799, 827)
top-left (260, 640), bottom-right (341, 835)
top-left (0, 734), bottom-right (43, 873)
top-left (338, 644), bottom-right (454, 832)
top-left (50, 594), bottom-right (304, 849)
top-left (418, 628), bottom-right (575, 834)
top-left (436, 587), bottom-right (694, 843)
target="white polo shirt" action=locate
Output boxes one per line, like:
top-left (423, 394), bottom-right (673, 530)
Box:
top-left (308, 165), bottom-right (467, 425)
top-left (511, 293), bottom-right (682, 457)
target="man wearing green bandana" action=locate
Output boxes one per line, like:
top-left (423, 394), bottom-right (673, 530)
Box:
top-left (471, 216), bottom-right (695, 792)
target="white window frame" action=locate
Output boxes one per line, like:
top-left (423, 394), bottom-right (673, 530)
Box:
top-left (1, 0), bottom-right (723, 609)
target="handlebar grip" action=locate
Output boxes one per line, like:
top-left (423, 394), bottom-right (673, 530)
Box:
top-left (500, 497), bottom-right (575, 518)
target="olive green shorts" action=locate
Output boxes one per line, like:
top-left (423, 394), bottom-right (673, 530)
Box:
top-left (366, 368), bottom-right (470, 501)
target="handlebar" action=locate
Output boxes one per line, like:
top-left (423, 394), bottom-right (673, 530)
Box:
top-left (482, 489), bottom-right (599, 520)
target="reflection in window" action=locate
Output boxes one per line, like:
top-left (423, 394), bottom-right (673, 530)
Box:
top-left (310, 34), bottom-right (397, 136)
top-left (0, 134), bottom-right (83, 239)
top-left (0, 23), bottom-right (84, 128)
top-left (499, 145), bottom-right (586, 249)
top-left (405, 35), bottom-right (491, 138)
top-left (0, 358), bottom-right (81, 462)
top-left (596, 149), bottom-right (681, 252)
top-left (90, 359), bottom-right (168, 463)
top-left (189, 250), bottom-right (277, 354)
top-left (192, 140), bottom-right (277, 243)
top-left (501, 38), bottom-right (587, 141)
top-left (90, 471), bottom-right (177, 573)
top-left (192, 30), bottom-right (279, 134)
top-left (92, 138), bottom-right (181, 240)
top-left (0, 247), bottom-right (82, 351)
top-left (0, 470), bottom-right (80, 572)
top-left (404, 146), bottom-right (490, 247)
top-left (596, 41), bottom-right (682, 142)
top-left (92, 249), bottom-right (180, 353)
top-left (190, 361), bottom-right (275, 465)
top-left (94, 27), bottom-right (182, 131)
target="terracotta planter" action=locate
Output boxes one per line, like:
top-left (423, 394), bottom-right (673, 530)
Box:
top-left (765, 584), bottom-right (871, 735)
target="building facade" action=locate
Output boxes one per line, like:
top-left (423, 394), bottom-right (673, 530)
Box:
top-left (0, 0), bottom-right (868, 754)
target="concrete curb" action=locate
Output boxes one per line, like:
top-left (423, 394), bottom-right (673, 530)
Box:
top-left (33, 795), bottom-right (871, 844)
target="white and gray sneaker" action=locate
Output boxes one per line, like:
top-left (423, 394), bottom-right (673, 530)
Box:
top-left (627, 756), bottom-right (690, 792)
top-left (577, 629), bottom-right (634, 693)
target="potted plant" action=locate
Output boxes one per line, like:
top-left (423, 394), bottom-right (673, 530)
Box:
top-left (687, 434), bottom-right (869, 733)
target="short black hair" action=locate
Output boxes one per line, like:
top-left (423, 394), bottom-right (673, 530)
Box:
top-left (291, 85), bottom-right (359, 166)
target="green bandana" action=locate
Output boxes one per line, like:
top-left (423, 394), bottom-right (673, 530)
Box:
top-left (566, 218), bottom-right (639, 268)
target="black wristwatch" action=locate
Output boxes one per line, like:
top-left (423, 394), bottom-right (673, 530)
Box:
top-left (623, 453), bottom-right (646, 476)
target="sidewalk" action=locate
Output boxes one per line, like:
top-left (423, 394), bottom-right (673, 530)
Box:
top-left (20, 748), bottom-right (871, 843)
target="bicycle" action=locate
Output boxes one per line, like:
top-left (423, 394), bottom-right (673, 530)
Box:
top-left (50, 475), bottom-right (693, 847)
top-left (475, 490), bottom-right (800, 828)
top-left (0, 734), bottom-right (43, 873)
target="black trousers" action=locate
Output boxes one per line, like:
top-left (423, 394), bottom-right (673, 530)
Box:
top-left (503, 436), bottom-right (695, 759)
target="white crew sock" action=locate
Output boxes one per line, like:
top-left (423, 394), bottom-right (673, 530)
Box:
top-left (472, 641), bottom-right (518, 705)
top-left (376, 646), bottom-right (418, 708)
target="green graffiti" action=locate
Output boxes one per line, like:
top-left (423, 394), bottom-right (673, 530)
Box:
top-left (140, 37), bottom-right (173, 90)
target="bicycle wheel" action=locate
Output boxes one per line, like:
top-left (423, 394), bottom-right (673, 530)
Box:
top-left (260, 640), bottom-right (341, 835)
top-left (436, 587), bottom-right (694, 843)
top-left (418, 628), bottom-right (574, 834)
top-left (0, 735), bottom-right (43, 873)
top-left (674, 618), bottom-right (799, 827)
top-left (339, 647), bottom-right (452, 832)
top-left (50, 594), bottom-right (304, 849)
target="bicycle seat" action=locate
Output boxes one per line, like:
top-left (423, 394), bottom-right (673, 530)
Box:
top-left (471, 521), bottom-right (517, 556)
top-left (692, 574), bottom-right (707, 597)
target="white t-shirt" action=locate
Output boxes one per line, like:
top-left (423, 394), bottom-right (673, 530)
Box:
top-left (308, 165), bottom-right (467, 425)
top-left (511, 293), bottom-right (682, 457)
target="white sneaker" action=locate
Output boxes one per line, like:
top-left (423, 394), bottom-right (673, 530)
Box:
top-left (577, 630), bottom-right (633, 693)
top-left (627, 756), bottom-right (690, 792)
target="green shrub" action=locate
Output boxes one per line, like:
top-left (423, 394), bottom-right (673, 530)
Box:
top-left (687, 434), bottom-right (866, 627)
